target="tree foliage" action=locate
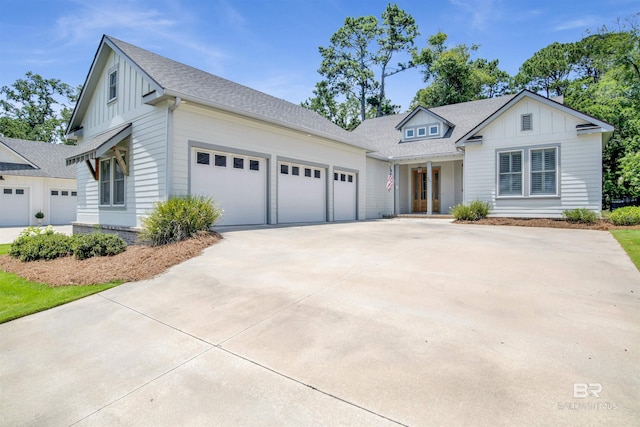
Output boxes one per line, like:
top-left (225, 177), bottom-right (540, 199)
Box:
top-left (515, 42), bottom-right (578, 97)
top-left (564, 15), bottom-right (640, 207)
top-left (0, 72), bottom-right (79, 144)
top-left (307, 3), bottom-right (417, 128)
top-left (412, 32), bottom-right (511, 108)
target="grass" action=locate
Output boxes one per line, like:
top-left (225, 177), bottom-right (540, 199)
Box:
top-left (611, 230), bottom-right (640, 271)
top-left (0, 244), bottom-right (121, 324)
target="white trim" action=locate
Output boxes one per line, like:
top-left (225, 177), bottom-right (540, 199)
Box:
top-left (107, 65), bottom-right (118, 103)
top-left (429, 124), bottom-right (439, 136)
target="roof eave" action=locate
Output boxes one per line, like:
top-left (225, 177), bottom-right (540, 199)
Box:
top-left (161, 90), bottom-right (365, 150)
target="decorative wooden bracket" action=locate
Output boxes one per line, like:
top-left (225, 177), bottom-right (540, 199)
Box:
top-left (86, 159), bottom-right (99, 181)
top-left (112, 147), bottom-right (129, 176)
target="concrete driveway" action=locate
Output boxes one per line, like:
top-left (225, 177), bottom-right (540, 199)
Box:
top-left (1, 219), bottom-right (638, 426)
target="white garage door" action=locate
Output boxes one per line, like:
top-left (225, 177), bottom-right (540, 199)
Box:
top-left (50, 189), bottom-right (77, 224)
top-left (191, 149), bottom-right (267, 226)
top-left (278, 162), bottom-right (326, 223)
top-left (0, 187), bottom-right (29, 226)
top-left (333, 171), bottom-right (356, 221)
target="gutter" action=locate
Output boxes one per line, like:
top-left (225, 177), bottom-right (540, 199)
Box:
top-left (166, 97), bottom-right (182, 199)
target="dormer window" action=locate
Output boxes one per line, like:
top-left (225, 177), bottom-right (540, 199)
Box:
top-left (429, 125), bottom-right (439, 136)
top-left (405, 129), bottom-right (415, 138)
top-left (417, 127), bottom-right (426, 137)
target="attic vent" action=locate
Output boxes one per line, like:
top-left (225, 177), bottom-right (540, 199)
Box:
top-left (521, 113), bottom-right (532, 131)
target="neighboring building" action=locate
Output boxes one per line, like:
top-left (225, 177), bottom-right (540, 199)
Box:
top-left (0, 136), bottom-right (77, 226)
top-left (65, 35), bottom-right (613, 237)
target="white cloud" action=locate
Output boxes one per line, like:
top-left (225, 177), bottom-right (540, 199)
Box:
top-left (551, 17), bottom-right (597, 32)
top-left (449, 0), bottom-right (500, 30)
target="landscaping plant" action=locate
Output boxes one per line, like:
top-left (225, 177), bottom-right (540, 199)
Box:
top-left (140, 195), bottom-right (222, 246)
top-left (451, 200), bottom-right (491, 221)
top-left (609, 206), bottom-right (640, 226)
top-left (561, 208), bottom-right (598, 224)
top-left (9, 228), bottom-right (127, 262)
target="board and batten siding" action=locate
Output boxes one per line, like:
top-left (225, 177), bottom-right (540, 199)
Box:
top-left (463, 97), bottom-right (603, 217)
top-left (82, 50), bottom-right (155, 133)
top-left (365, 157), bottom-right (394, 219)
top-left (171, 104), bottom-right (367, 222)
top-left (74, 49), bottom-right (169, 227)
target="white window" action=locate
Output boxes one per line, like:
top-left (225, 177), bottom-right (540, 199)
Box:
top-left (100, 158), bottom-right (125, 206)
top-left (521, 113), bottom-right (532, 131)
top-left (417, 127), bottom-right (426, 137)
top-left (108, 69), bottom-right (118, 102)
top-left (498, 151), bottom-right (523, 196)
top-left (429, 125), bottom-right (439, 135)
top-left (405, 129), bottom-right (415, 138)
top-left (531, 148), bottom-right (557, 195)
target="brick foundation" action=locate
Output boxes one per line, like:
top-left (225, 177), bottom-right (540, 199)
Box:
top-left (72, 222), bottom-right (142, 245)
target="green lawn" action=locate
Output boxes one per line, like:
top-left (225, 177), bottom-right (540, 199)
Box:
top-left (0, 244), bottom-right (120, 324)
top-left (611, 230), bottom-right (640, 271)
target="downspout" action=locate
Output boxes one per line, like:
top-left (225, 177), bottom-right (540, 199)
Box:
top-left (166, 97), bottom-right (182, 200)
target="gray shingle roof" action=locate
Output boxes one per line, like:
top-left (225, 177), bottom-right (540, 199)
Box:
top-left (106, 36), bottom-right (365, 149)
top-left (352, 94), bottom-right (517, 159)
top-left (0, 137), bottom-right (76, 179)
top-left (66, 123), bottom-right (132, 165)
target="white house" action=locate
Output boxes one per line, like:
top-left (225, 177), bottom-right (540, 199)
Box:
top-left (65, 36), bottom-right (613, 240)
top-left (0, 137), bottom-right (77, 227)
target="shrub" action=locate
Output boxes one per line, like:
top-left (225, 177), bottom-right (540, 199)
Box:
top-left (610, 206), bottom-right (640, 226)
top-left (140, 195), bottom-right (222, 246)
top-left (71, 233), bottom-right (127, 260)
top-left (10, 232), bottom-right (72, 262)
top-left (451, 200), bottom-right (491, 221)
top-left (562, 208), bottom-right (598, 224)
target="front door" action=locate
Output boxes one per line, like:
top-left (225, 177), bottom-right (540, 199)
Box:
top-left (412, 169), bottom-right (427, 212)
top-left (412, 167), bottom-right (441, 213)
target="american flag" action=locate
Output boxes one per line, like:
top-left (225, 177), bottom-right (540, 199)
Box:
top-left (386, 166), bottom-right (393, 192)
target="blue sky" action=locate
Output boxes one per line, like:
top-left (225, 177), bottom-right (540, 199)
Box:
top-left (0, 0), bottom-right (638, 111)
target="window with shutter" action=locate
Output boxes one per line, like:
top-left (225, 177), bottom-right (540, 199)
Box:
top-left (531, 148), bottom-right (556, 195)
top-left (498, 151), bottom-right (523, 196)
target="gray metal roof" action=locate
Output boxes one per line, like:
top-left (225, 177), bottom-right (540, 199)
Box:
top-left (66, 123), bottom-right (132, 165)
top-left (105, 36), bottom-right (366, 149)
top-left (352, 94), bottom-right (517, 159)
top-left (0, 137), bottom-right (76, 179)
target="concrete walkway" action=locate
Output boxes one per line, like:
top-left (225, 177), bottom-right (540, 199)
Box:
top-left (0, 225), bottom-right (73, 244)
top-left (1, 219), bottom-right (638, 425)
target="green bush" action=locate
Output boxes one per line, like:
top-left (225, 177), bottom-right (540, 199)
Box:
top-left (562, 208), bottom-right (598, 224)
top-left (451, 200), bottom-right (491, 221)
top-left (10, 233), bottom-right (72, 262)
top-left (140, 195), bottom-right (222, 246)
top-left (9, 227), bottom-right (127, 262)
top-left (610, 206), bottom-right (640, 226)
top-left (71, 233), bottom-right (127, 260)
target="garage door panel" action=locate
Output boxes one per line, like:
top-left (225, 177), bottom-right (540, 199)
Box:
top-left (334, 171), bottom-right (356, 221)
top-left (191, 150), bottom-right (267, 226)
top-left (0, 187), bottom-right (29, 226)
top-left (278, 162), bottom-right (325, 224)
top-left (50, 189), bottom-right (77, 225)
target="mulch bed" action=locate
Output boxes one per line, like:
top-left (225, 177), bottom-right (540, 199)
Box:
top-left (0, 232), bottom-right (222, 286)
top-left (455, 217), bottom-right (640, 231)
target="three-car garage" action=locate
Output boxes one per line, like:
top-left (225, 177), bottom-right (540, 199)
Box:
top-left (190, 147), bottom-right (358, 226)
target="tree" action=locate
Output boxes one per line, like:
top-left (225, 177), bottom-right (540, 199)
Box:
top-left (315, 4), bottom-right (418, 125)
top-left (0, 72), bottom-right (78, 143)
top-left (619, 151), bottom-right (640, 197)
top-left (374, 4), bottom-right (418, 117)
top-left (412, 32), bottom-right (511, 108)
top-left (515, 42), bottom-right (578, 97)
top-left (564, 18), bottom-right (640, 207)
